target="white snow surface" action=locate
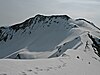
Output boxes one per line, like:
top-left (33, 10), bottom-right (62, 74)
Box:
top-left (0, 50), bottom-right (100, 75)
top-left (0, 14), bottom-right (100, 75)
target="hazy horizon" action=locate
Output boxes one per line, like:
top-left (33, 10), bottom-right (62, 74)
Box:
top-left (0, 0), bottom-right (100, 27)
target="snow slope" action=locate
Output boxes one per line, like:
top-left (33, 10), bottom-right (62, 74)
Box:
top-left (0, 14), bottom-right (100, 59)
top-left (0, 52), bottom-right (100, 75)
top-left (0, 14), bottom-right (100, 75)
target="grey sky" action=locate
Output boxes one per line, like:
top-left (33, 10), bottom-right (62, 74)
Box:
top-left (0, 0), bottom-right (100, 27)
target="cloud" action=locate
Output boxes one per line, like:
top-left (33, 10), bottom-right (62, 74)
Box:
top-left (0, 0), bottom-right (60, 26)
top-left (0, 0), bottom-right (100, 27)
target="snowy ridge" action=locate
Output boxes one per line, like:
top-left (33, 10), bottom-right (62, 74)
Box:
top-left (0, 14), bottom-right (100, 75)
top-left (0, 14), bottom-right (100, 59)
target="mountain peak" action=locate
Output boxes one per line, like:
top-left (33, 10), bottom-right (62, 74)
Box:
top-left (0, 14), bottom-right (100, 58)
top-left (35, 14), bottom-right (71, 20)
top-left (9, 14), bottom-right (70, 32)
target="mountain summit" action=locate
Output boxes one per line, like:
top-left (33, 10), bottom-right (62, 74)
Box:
top-left (0, 14), bottom-right (100, 75)
top-left (0, 14), bottom-right (100, 59)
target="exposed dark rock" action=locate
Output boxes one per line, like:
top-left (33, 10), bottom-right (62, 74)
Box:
top-left (77, 56), bottom-right (80, 59)
top-left (88, 33), bottom-right (100, 57)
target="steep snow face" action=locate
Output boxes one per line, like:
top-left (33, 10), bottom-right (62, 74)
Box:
top-left (0, 15), bottom-right (71, 58)
top-left (0, 14), bottom-right (100, 58)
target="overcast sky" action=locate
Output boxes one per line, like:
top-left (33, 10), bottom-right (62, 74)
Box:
top-left (0, 0), bottom-right (100, 27)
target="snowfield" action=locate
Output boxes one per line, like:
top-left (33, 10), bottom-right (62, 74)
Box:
top-left (0, 14), bottom-right (100, 75)
top-left (0, 50), bottom-right (100, 75)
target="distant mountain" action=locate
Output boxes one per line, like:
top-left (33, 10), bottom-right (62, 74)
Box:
top-left (0, 14), bottom-right (100, 59)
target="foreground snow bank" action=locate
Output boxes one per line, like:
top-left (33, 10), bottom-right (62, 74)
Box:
top-left (0, 49), bottom-right (100, 75)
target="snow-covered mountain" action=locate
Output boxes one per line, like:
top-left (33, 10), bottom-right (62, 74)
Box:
top-left (0, 14), bottom-right (100, 75)
top-left (0, 14), bottom-right (100, 59)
